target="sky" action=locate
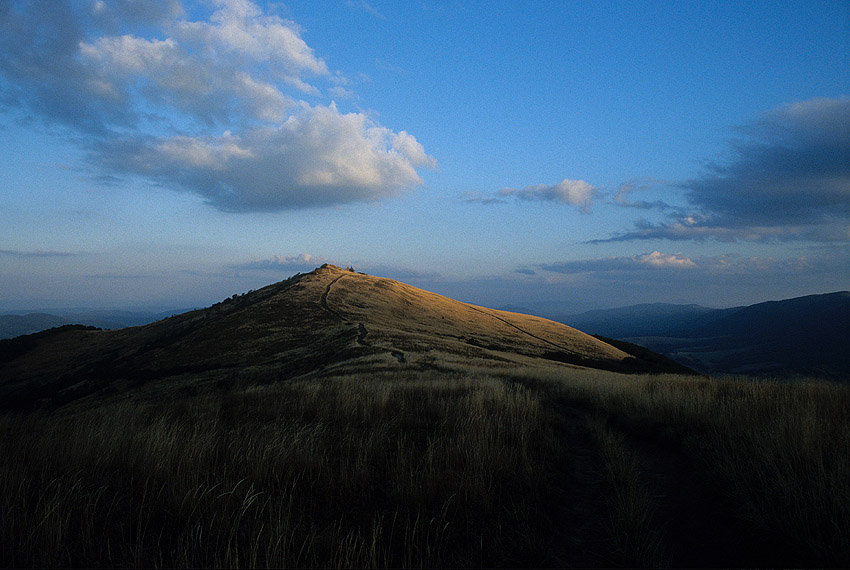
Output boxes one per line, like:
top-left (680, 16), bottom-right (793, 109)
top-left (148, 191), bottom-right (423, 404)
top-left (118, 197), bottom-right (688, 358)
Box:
top-left (1, 0), bottom-right (848, 314)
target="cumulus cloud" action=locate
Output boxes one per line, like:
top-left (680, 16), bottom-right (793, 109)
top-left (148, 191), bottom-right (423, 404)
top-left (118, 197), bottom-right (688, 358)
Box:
top-left (97, 103), bottom-right (431, 211)
top-left (500, 179), bottom-right (597, 211)
top-left (171, 1), bottom-right (328, 82)
top-left (233, 253), bottom-right (329, 272)
top-left (540, 251), bottom-right (697, 274)
top-left (606, 97), bottom-right (850, 243)
top-left (467, 179), bottom-right (598, 211)
top-left (0, 0), bottom-right (434, 211)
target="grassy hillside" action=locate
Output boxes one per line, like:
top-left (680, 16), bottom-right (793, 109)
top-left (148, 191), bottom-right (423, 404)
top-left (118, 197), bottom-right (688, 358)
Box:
top-left (2, 267), bottom-right (847, 567)
top-left (0, 310), bottom-right (181, 340)
top-left (1, 365), bottom-right (848, 567)
top-left (0, 265), bottom-right (685, 412)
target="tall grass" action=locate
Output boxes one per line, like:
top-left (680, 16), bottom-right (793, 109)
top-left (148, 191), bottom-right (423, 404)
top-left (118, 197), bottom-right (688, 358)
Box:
top-left (525, 368), bottom-right (850, 566)
top-left (0, 373), bottom-right (561, 568)
top-left (585, 413), bottom-right (664, 567)
top-left (3, 364), bottom-right (849, 567)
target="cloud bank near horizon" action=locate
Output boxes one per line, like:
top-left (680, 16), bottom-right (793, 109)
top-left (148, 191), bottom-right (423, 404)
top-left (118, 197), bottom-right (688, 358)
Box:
top-left (231, 253), bottom-right (330, 273)
top-left (541, 251), bottom-right (698, 274)
top-left (0, 0), bottom-right (434, 211)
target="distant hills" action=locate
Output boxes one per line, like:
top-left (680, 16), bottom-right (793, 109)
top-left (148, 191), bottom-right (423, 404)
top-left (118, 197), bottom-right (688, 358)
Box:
top-left (6, 273), bottom-right (844, 385)
top-left (558, 292), bottom-right (850, 378)
top-left (0, 309), bottom-right (182, 339)
top-left (0, 265), bottom-right (690, 411)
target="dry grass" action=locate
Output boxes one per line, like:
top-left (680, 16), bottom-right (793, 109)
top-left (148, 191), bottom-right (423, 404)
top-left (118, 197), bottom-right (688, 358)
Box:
top-left (0, 372), bottom-right (561, 568)
top-left (323, 268), bottom-right (630, 363)
top-left (524, 368), bottom-right (850, 566)
top-left (2, 359), bottom-right (849, 567)
top-left (585, 413), bottom-right (664, 567)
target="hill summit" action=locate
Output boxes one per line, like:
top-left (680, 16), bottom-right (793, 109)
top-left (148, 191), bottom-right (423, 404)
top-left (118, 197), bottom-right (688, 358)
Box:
top-left (0, 265), bottom-right (689, 410)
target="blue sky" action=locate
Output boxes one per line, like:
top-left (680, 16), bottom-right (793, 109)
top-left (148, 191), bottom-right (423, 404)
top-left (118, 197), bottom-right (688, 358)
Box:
top-left (1, 0), bottom-right (848, 313)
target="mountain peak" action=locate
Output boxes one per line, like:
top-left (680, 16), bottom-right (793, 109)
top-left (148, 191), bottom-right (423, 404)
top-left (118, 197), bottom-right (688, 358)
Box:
top-left (0, 268), bottom-right (691, 411)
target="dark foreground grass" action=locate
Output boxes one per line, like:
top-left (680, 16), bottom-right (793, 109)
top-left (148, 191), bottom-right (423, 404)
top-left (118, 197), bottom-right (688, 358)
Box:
top-left (527, 369), bottom-right (850, 567)
top-left (2, 367), bottom-right (849, 567)
top-left (0, 373), bottom-right (561, 568)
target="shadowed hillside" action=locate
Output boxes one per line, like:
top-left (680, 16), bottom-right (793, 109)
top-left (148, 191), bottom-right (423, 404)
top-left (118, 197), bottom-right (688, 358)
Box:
top-left (1, 267), bottom-right (848, 568)
top-left (0, 313), bottom-right (70, 339)
top-left (0, 265), bottom-right (688, 411)
top-left (0, 310), bottom-right (181, 340)
top-left (559, 292), bottom-right (850, 378)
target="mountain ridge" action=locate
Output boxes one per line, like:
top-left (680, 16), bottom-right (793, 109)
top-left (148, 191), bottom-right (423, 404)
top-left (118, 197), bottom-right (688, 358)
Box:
top-left (0, 309), bottom-right (186, 340)
top-left (0, 265), bottom-right (690, 411)
top-left (557, 291), bottom-right (850, 378)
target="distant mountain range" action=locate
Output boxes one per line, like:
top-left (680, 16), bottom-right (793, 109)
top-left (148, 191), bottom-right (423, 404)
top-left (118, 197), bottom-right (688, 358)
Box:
top-left (0, 309), bottom-right (186, 339)
top-left (557, 292), bottom-right (850, 378)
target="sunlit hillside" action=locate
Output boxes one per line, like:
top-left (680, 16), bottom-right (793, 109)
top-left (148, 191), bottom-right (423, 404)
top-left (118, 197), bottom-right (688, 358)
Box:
top-left (0, 265), bottom-right (687, 412)
top-left (1, 266), bottom-right (848, 568)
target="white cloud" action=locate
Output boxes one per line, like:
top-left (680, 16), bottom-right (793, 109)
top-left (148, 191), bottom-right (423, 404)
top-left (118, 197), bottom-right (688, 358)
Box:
top-left (468, 178), bottom-right (597, 210)
top-left (171, 0), bottom-right (328, 79)
top-left (391, 130), bottom-right (437, 168)
top-left (328, 85), bottom-right (357, 99)
top-left (347, 0), bottom-right (384, 19)
top-left (1, 0), bottom-right (434, 211)
top-left (498, 179), bottom-right (597, 211)
top-left (154, 132), bottom-right (253, 169)
top-left (541, 251), bottom-right (698, 274)
top-left (635, 251), bottom-right (697, 268)
top-left (79, 29), bottom-right (294, 125)
top-left (98, 103), bottom-right (433, 211)
top-left (234, 252), bottom-right (329, 271)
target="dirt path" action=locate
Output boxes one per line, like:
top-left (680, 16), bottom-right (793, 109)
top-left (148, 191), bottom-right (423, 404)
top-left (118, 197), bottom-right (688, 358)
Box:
top-left (609, 422), bottom-right (766, 568)
top-left (356, 323), bottom-right (369, 345)
top-left (545, 396), bottom-right (765, 568)
top-left (467, 305), bottom-right (579, 354)
top-left (320, 274), bottom-right (350, 322)
top-left (321, 274), bottom-right (406, 362)
top-left (546, 403), bottom-right (621, 568)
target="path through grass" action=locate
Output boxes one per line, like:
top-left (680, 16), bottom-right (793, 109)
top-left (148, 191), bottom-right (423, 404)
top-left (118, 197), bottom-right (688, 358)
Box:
top-left (2, 366), bottom-right (848, 567)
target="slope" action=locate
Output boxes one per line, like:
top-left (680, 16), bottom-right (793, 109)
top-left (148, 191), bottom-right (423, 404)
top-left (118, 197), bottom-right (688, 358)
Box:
top-left (0, 265), bottom-right (684, 411)
top-left (557, 292), bottom-right (850, 378)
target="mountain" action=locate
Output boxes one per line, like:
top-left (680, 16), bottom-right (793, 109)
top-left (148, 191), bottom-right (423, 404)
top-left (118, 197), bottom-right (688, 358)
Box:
top-left (557, 292), bottom-right (850, 378)
top-left (0, 313), bottom-right (70, 339)
top-left (0, 265), bottom-right (691, 411)
top-left (0, 309), bottom-right (183, 339)
top-left (562, 303), bottom-right (717, 338)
